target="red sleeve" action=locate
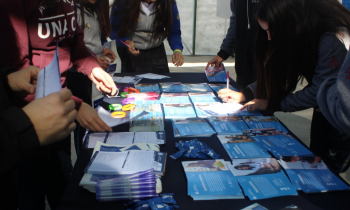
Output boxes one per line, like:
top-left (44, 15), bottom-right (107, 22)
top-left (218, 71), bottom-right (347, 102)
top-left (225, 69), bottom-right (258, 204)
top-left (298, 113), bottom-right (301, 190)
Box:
top-left (70, 8), bottom-right (100, 79)
top-left (0, 0), bottom-right (31, 70)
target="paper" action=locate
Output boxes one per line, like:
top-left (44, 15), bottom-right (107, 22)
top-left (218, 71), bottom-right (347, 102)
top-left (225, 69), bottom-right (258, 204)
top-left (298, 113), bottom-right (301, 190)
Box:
top-left (88, 132), bottom-right (108, 148)
top-left (106, 132), bottom-right (135, 145)
top-left (116, 76), bottom-right (142, 84)
top-left (97, 106), bottom-right (148, 127)
top-left (134, 132), bottom-right (166, 144)
top-left (35, 44), bottom-right (61, 99)
top-left (136, 73), bottom-right (169, 79)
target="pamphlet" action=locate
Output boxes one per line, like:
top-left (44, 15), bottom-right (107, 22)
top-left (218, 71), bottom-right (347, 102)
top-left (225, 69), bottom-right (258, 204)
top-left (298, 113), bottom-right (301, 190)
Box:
top-left (160, 93), bottom-right (191, 104)
top-left (163, 103), bottom-right (197, 119)
top-left (159, 82), bottom-right (190, 93)
top-left (193, 102), bottom-right (231, 117)
top-left (182, 159), bottom-right (244, 200)
top-left (207, 116), bottom-right (249, 135)
top-left (205, 64), bottom-right (228, 82)
top-left (183, 83), bottom-right (213, 92)
top-left (188, 92), bottom-right (220, 103)
top-left (129, 113), bottom-right (165, 132)
top-left (135, 83), bottom-right (161, 93)
top-left (171, 118), bottom-right (216, 137)
top-left (243, 116), bottom-right (288, 132)
top-left (97, 106), bottom-right (149, 127)
top-left (130, 104), bottom-right (163, 118)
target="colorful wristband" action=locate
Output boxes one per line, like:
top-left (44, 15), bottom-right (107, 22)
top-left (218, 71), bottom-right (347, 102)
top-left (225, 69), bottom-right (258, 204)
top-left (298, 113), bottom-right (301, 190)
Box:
top-left (120, 92), bottom-right (128, 97)
top-left (122, 104), bottom-right (135, 111)
top-left (111, 111), bottom-right (126, 118)
top-left (173, 49), bottom-right (182, 54)
top-left (109, 104), bottom-right (122, 111)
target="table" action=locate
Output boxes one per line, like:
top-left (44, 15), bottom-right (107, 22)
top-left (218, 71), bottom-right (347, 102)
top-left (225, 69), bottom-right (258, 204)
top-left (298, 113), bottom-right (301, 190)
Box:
top-left (57, 73), bottom-right (350, 210)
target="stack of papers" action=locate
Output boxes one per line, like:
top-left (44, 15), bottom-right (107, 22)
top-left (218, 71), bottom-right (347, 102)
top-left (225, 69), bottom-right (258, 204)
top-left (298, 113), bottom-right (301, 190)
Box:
top-left (136, 73), bottom-right (169, 79)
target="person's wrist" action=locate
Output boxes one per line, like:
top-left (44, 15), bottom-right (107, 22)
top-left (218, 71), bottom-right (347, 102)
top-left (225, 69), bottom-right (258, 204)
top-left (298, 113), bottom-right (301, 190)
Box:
top-left (174, 49), bottom-right (182, 54)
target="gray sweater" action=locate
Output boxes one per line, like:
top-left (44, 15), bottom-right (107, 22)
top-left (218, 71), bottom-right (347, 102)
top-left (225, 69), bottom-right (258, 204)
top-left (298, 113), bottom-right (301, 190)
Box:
top-left (317, 49), bottom-right (350, 135)
top-left (246, 28), bottom-right (350, 112)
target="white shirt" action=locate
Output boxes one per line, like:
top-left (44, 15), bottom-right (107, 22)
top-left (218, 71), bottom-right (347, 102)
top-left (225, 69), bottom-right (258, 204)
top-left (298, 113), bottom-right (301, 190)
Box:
top-left (141, 1), bottom-right (155, 16)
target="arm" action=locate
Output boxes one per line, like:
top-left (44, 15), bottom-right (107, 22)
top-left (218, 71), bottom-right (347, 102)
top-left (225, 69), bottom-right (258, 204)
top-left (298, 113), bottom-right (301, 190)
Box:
top-left (110, 3), bottom-right (129, 48)
top-left (280, 32), bottom-right (348, 112)
top-left (317, 51), bottom-right (350, 135)
top-left (167, 3), bottom-right (183, 51)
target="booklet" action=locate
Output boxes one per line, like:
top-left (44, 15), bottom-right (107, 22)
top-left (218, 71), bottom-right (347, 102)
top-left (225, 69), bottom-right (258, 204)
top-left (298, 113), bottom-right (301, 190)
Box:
top-left (135, 83), bottom-right (161, 93)
top-left (163, 103), bottom-right (197, 119)
top-left (207, 116), bottom-right (249, 135)
top-left (188, 92), bottom-right (220, 103)
top-left (85, 151), bottom-right (166, 176)
top-left (171, 118), bottom-right (216, 137)
top-left (159, 93), bottom-right (191, 104)
top-left (193, 102), bottom-right (231, 118)
top-left (129, 113), bottom-right (165, 132)
top-left (208, 83), bottom-right (238, 94)
top-left (228, 158), bottom-right (298, 200)
top-left (243, 116), bottom-right (288, 132)
top-left (183, 83), bottom-right (213, 92)
top-left (159, 82), bottom-right (190, 93)
top-left (130, 104), bottom-right (163, 118)
top-left (278, 156), bottom-right (350, 193)
top-left (182, 160), bottom-right (244, 200)
top-left (245, 128), bottom-right (314, 157)
top-left (205, 64), bottom-right (228, 82)
top-left (217, 135), bottom-right (271, 159)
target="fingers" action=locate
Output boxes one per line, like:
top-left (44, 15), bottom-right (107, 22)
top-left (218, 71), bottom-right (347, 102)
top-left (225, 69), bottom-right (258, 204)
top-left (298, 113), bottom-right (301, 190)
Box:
top-left (21, 83), bottom-right (36, 94)
top-left (64, 99), bottom-right (76, 114)
top-left (57, 89), bottom-right (73, 102)
top-left (96, 117), bottom-right (112, 132)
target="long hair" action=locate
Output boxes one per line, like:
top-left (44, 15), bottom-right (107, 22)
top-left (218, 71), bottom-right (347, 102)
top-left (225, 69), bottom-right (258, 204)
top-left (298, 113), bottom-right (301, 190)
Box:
top-left (78, 0), bottom-right (111, 39)
top-left (114, 0), bottom-right (175, 43)
top-left (254, 0), bottom-right (350, 110)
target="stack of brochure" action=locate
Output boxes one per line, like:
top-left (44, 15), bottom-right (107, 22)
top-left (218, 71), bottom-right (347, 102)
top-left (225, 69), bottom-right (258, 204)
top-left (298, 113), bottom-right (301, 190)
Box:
top-left (163, 103), bottom-right (197, 119)
top-left (278, 156), bottom-right (350, 193)
top-left (228, 158), bottom-right (298, 200)
top-left (182, 159), bottom-right (244, 200)
top-left (159, 93), bottom-right (191, 104)
top-left (183, 83), bottom-right (212, 92)
top-left (243, 116), bottom-right (288, 132)
top-left (159, 82), bottom-right (190, 93)
top-left (207, 116), bottom-right (249, 135)
top-left (134, 83), bottom-right (161, 93)
top-left (205, 64), bottom-right (228, 82)
top-left (170, 118), bottom-right (216, 137)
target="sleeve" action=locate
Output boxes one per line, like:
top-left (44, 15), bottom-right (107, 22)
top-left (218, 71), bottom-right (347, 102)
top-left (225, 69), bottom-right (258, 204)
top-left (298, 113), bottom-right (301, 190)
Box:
top-left (70, 8), bottom-right (100, 79)
top-left (0, 0), bottom-right (31, 70)
top-left (317, 51), bottom-right (350, 135)
top-left (109, 3), bottom-right (129, 48)
top-left (217, 0), bottom-right (236, 60)
top-left (167, 3), bottom-right (183, 51)
top-left (280, 33), bottom-right (348, 112)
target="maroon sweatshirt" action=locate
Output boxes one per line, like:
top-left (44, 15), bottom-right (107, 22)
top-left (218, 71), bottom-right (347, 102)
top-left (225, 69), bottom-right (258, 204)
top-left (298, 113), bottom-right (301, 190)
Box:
top-left (0, 0), bottom-right (100, 108)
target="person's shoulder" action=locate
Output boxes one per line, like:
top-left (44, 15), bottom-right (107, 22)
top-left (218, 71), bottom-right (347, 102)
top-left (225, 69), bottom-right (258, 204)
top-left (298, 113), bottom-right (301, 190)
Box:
top-left (320, 27), bottom-right (350, 45)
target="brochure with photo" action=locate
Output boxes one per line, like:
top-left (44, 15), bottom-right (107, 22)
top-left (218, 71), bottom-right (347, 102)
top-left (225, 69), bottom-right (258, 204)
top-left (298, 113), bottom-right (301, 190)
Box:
top-left (163, 103), bottom-right (197, 119)
top-left (129, 113), bottom-right (165, 132)
top-left (183, 83), bottom-right (213, 92)
top-left (193, 102), bottom-right (231, 118)
top-left (159, 82), bottom-right (190, 93)
top-left (207, 116), bottom-right (249, 135)
top-left (243, 116), bottom-right (288, 132)
top-left (135, 83), bottom-right (161, 93)
top-left (171, 118), bottom-right (216, 137)
top-left (205, 64), bottom-right (228, 82)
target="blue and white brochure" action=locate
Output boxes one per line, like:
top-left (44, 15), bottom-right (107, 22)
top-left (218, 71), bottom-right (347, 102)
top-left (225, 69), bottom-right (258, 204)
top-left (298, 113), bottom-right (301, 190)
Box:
top-left (182, 160), bottom-right (244, 200)
top-left (246, 128), bottom-right (314, 157)
top-left (208, 83), bottom-right (238, 94)
top-left (135, 83), bottom-right (161, 93)
top-left (228, 158), bottom-right (297, 200)
top-left (130, 104), bottom-right (163, 118)
top-left (205, 65), bottom-right (227, 82)
top-left (129, 113), bottom-right (165, 132)
top-left (243, 116), bottom-right (288, 132)
top-left (163, 103), bottom-right (197, 119)
top-left (159, 82), bottom-right (190, 93)
top-left (278, 156), bottom-right (350, 193)
top-left (183, 83), bottom-right (213, 92)
top-left (134, 99), bottom-right (161, 105)
top-left (217, 135), bottom-right (271, 159)
top-left (207, 116), bottom-right (249, 135)
top-left (171, 118), bottom-right (216, 137)
top-left (188, 92), bottom-right (220, 103)
top-left (159, 93), bottom-right (191, 104)
top-left (193, 102), bottom-right (231, 118)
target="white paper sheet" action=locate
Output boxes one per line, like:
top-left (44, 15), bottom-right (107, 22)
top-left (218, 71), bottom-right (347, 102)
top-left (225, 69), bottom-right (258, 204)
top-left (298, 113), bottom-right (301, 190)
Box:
top-left (88, 132), bottom-right (108, 148)
top-left (106, 132), bottom-right (135, 145)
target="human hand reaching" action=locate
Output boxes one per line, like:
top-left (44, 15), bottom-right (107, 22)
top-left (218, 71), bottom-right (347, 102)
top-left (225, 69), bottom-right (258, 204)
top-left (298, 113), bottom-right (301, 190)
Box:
top-left (206, 55), bottom-right (224, 70)
top-left (90, 67), bottom-right (118, 96)
top-left (76, 102), bottom-right (112, 132)
top-left (218, 89), bottom-right (246, 103)
top-left (7, 66), bottom-right (41, 95)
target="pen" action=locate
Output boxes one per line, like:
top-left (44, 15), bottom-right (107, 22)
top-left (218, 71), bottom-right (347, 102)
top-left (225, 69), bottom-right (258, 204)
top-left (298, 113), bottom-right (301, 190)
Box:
top-left (121, 40), bottom-right (140, 54)
top-left (226, 71), bottom-right (229, 102)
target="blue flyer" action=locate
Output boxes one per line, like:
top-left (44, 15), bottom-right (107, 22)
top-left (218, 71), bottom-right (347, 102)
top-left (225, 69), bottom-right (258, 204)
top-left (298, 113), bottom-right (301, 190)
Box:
top-left (160, 82), bottom-right (190, 93)
top-left (171, 118), bottom-right (216, 137)
top-left (135, 83), bottom-right (161, 93)
top-left (184, 83), bottom-right (213, 92)
top-left (188, 92), bottom-right (220, 103)
top-left (243, 116), bottom-right (288, 132)
top-left (205, 65), bottom-right (227, 82)
top-left (159, 93), bottom-right (191, 104)
top-left (218, 140), bottom-right (271, 159)
top-left (208, 84), bottom-right (238, 94)
top-left (163, 103), bottom-right (197, 119)
top-left (130, 104), bottom-right (163, 118)
top-left (207, 116), bottom-right (249, 135)
top-left (193, 103), bottom-right (232, 118)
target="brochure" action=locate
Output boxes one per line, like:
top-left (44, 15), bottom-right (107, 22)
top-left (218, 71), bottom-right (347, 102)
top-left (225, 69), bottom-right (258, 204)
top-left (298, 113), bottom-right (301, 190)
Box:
top-left (129, 113), bottom-right (165, 132)
top-left (163, 103), bottom-right (197, 119)
top-left (85, 151), bottom-right (166, 176)
top-left (188, 92), bottom-right (220, 103)
top-left (278, 156), bottom-right (350, 193)
top-left (159, 93), bottom-right (191, 104)
top-left (135, 83), bottom-right (161, 93)
top-left (159, 82), bottom-right (190, 93)
top-left (228, 158), bottom-right (298, 200)
top-left (243, 116), bottom-right (288, 132)
top-left (246, 128), bottom-right (314, 157)
top-left (193, 102), bottom-right (231, 118)
top-left (205, 64), bottom-right (228, 82)
top-left (171, 118), bottom-right (216, 137)
top-left (182, 160), bottom-right (244, 200)
top-left (130, 104), bottom-right (163, 118)
top-left (208, 83), bottom-right (238, 94)
top-left (133, 132), bottom-right (166, 144)
top-left (207, 116), bottom-right (249, 135)
top-left (97, 106), bottom-right (148, 127)
top-left (217, 135), bottom-right (271, 159)
top-left (183, 83), bottom-right (213, 92)
top-left (115, 76), bottom-right (142, 84)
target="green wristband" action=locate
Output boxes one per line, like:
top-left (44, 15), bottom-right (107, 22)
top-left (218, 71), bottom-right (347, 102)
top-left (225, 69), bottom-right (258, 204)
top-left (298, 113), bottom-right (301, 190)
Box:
top-left (174, 49), bottom-right (182, 54)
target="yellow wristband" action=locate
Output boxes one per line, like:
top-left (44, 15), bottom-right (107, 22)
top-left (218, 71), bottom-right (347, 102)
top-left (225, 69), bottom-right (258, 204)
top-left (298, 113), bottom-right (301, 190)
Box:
top-left (173, 49), bottom-right (182, 54)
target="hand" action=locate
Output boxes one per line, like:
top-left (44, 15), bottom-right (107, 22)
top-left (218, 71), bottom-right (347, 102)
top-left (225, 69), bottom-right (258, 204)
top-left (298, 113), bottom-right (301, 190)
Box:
top-left (172, 50), bottom-right (184, 67)
top-left (241, 99), bottom-right (268, 113)
top-left (22, 89), bottom-right (77, 146)
top-left (102, 48), bottom-right (116, 62)
top-left (125, 40), bottom-right (140, 56)
top-left (90, 67), bottom-right (118, 96)
top-left (76, 102), bottom-right (112, 132)
top-left (97, 56), bottom-right (110, 69)
top-left (206, 55), bottom-right (224, 69)
top-left (7, 66), bottom-right (41, 95)
top-left (218, 89), bottom-right (246, 103)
